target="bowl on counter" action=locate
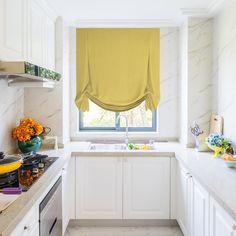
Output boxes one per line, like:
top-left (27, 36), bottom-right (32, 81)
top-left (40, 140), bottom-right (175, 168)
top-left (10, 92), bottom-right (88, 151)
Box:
top-left (224, 160), bottom-right (236, 168)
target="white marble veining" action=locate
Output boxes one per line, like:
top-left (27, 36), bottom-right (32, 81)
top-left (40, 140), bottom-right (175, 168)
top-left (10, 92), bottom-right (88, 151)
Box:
top-left (65, 226), bottom-right (183, 236)
top-left (0, 80), bottom-right (24, 151)
top-left (159, 28), bottom-right (179, 139)
top-left (213, 0), bottom-right (236, 144)
top-left (179, 17), bottom-right (213, 146)
top-left (188, 18), bottom-right (213, 144)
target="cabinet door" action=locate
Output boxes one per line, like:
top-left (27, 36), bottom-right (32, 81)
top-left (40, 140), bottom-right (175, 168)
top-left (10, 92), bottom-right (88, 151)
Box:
top-left (123, 157), bottom-right (170, 219)
top-left (191, 178), bottom-right (209, 236)
top-left (210, 197), bottom-right (236, 236)
top-left (43, 16), bottom-right (55, 70)
top-left (76, 157), bottom-right (123, 219)
top-left (177, 164), bottom-right (191, 236)
top-left (62, 157), bottom-right (75, 234)
top-left (0, 0), bottom-right (26, 60)
top-left (28, 0), bottom-right (44, 66)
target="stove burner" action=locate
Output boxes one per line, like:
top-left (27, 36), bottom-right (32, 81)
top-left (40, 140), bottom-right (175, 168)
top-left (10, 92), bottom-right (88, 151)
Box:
top-left (0, 170), bottom-right (19, 188)
top-left (0, 153), bottom-right (58, 191)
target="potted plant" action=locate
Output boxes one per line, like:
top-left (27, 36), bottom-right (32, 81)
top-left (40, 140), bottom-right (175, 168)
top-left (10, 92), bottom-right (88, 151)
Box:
top-left (12, 118), bottom-right (45, 153)
top-left (206, 133), bottom-right (234, 158)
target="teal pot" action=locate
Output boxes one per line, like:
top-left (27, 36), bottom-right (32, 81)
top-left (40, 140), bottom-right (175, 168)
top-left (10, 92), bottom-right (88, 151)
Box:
top-left (18, 136), bottom-right (42, 153)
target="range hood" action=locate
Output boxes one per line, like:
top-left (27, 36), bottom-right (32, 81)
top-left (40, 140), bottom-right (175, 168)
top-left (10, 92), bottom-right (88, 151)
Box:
top-left (0, 61), bottom-right (61, 88)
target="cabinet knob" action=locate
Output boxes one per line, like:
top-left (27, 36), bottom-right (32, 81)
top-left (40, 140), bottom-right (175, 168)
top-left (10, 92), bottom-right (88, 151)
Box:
top-left (24, 225), bottom-right (30, 231)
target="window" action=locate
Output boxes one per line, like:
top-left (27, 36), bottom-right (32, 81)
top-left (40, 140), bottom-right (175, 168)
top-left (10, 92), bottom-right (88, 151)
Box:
top-left (79, 101), bottom-right (157, 132)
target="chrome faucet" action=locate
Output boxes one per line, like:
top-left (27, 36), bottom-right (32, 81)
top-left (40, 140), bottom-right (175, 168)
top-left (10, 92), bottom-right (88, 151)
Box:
top-left (116, 114), bottom-right (129, 146)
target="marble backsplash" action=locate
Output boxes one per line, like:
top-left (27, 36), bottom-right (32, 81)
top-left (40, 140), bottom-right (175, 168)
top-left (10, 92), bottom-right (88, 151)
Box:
top-left (0, 80), bottom-right (24, 152)
top-left (213, 0), bottom-right (236, 143)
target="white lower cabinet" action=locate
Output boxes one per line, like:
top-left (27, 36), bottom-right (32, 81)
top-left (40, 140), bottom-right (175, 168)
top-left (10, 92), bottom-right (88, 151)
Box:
top-left (75, 157), bottom-right (171, 220)
top-left (177, 162), bottom-right (236, 236)
top-left (10, 205), bottom-right (39, 236)
top-left (177, 164), bottom-right (192, 236)
top-left (76, 157), bottom-right (123, 219)
top-left (62, 157), bottom-right (75, 235)
top-left (123, 157), bottom-right (170, 219)
top-left (210, 197), bottom-right (236, 236)
top-left (191, 178), bottom-right (209, 236)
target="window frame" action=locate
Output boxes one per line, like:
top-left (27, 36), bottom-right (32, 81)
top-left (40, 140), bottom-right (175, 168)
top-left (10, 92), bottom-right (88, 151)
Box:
top-left (79, 110), bottom-right (157, 132)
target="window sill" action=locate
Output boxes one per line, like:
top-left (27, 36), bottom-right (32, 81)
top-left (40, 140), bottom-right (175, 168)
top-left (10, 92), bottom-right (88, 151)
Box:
top-left (70, 131), bottom-right (177, 143)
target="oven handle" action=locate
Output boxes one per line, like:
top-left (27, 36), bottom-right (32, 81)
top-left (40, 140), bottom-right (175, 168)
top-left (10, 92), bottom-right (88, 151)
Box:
top-left (49, 217), bottom-right (57, 235)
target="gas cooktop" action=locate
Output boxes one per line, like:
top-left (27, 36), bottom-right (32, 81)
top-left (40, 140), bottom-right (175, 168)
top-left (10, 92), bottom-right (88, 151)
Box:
top-left (0, 153), bottom-right (58, 191)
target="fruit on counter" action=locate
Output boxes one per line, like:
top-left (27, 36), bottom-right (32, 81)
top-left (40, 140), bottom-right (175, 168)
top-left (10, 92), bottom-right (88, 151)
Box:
top-left (222, 153), bottom-right (236, 161)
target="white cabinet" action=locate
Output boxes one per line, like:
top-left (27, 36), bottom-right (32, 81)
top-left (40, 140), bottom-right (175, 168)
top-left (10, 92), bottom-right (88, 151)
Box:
top-left (177, 164), bottom-right (192, 236)
top-left (191, 178), bottom-right (209, 236)
top-left (62, 157), bottom-right (75, 234)
top-left (76, 157), bottom-right (123, 219)
top-left (0, 0), bottom-right (27, 60)
top-left (210, 197), bottom-right (236, 236)
top-left (123, 157), bottom-right (170, 219)
top-left (10, 205), bottom-right (39, 236)
top-left (0, 0), bottom-right (56, 69)
top-left (27, 0), bottom-right (44, 66)
top-left (27, 0), bottom-right (55, 69)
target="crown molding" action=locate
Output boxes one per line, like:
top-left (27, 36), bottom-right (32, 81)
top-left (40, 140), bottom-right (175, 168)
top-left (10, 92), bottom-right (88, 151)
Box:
top-left (180, 8), bottom-right (209, 16)
top-left (207, 0), bottom-right (225, 15)
top-left (73, 19), bottom-right (179, 28)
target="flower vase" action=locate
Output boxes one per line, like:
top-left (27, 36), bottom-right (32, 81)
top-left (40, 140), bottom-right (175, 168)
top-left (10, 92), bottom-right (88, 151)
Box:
top-left (18, 136), bottom-right (42, 153)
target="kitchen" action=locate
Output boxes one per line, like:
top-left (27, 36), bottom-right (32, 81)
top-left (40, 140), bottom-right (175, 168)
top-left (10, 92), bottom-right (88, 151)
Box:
top-left (0, 0), bottom-right (236, 235)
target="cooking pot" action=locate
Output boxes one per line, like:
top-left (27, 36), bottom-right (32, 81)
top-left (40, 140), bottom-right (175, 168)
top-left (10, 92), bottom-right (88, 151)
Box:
top-left (0, 152), bottom-right (22, 174)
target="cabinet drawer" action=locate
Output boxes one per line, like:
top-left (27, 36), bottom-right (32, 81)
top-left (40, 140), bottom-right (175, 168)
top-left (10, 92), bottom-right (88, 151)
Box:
top-left (10, 205), bottom-right (39, 236)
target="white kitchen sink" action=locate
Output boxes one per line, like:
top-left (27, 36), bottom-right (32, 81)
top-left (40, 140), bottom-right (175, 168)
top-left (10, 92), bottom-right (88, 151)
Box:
top-left (89, 143), bottom-right (127, 150)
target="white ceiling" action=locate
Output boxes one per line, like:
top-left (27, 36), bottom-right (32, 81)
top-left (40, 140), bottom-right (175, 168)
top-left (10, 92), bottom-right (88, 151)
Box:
top-left (46, 0), bottom-right (221, 26)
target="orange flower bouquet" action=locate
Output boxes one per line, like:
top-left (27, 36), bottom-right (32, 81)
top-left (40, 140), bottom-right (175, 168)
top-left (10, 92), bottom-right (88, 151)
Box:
top-left (12, 118), bottom-right (45, 153)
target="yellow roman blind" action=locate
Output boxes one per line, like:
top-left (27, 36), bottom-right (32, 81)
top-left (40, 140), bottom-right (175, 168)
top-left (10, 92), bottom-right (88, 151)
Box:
top-left (75, 28), bottom-right (160, 112)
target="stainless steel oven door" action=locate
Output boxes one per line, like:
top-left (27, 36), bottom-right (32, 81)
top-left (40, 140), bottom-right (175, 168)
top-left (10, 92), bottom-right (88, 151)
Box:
top-left (39, 177), bottom-right (62, 236)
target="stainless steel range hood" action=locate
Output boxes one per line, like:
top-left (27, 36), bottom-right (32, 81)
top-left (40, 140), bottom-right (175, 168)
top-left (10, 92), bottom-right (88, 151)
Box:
top-left (0, 61), bottom-right (61, 88)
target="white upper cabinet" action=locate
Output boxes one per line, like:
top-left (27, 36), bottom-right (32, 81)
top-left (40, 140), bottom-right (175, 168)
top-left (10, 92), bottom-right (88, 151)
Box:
top-left (191, 178), bottom-right (209, 236)
top-left (76, 157), bottom-right (123, 219)
top-left (27, 0), bottom-right (44, 66)
top-left (123, 157), bottom-right (170, 219)
top-left (0, 0), bottom-right (27, 60)
top-left (210, 197), bottom-right (236, 236)
top-left (27, 0), bottom-right (56, 69)
top-left (0, 0), bottom-right (56, 70)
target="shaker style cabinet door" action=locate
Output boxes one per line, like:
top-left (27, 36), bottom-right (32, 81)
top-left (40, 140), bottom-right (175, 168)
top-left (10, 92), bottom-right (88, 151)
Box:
top-left (0, 0), bottom-right (26, 60)
top-left (177, 164), bottom-right (192, 236)
top-left (191, 178), bottom-right (209, 236)
top-left (210, 197), bottom-right (236, 236)
top-left (123, 157), bottom-right (170, 219)
top-left (76, 157), bottom-right (123, 219)
top-left (27, 0), bottom-right (44, 66)
top-left (62, 157), bottom-right (75, 234)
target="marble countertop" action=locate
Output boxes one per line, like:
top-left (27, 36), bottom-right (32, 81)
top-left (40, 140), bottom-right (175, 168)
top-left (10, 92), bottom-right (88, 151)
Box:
top-left (1, 141), bottom-right (236, 235)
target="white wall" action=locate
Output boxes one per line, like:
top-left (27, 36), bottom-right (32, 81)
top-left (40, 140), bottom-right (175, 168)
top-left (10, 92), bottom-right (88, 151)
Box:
top-left (179, 17), bottom-right (213, 146)
top-left (213, 0), bottom-right (236, 143)
top-left (0, 81), bottom-right (24, 151)
top-left (70, 27), bottom-right (180, 140)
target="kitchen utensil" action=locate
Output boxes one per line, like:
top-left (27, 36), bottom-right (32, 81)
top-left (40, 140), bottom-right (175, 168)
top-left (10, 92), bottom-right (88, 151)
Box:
top-left (190, 123), bottom-right (203, 137)
top-left (0, 187), bottom-right (22, 194)
top-left (210, 114), bottom-right (223, 135)
top-left (0, 152), bottom-right (22, 175)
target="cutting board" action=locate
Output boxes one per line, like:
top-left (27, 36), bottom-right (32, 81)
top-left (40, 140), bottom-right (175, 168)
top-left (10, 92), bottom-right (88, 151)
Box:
top-left (0, 193), bottom-right (19, 213)
top-left (210, 114), bottom-right (223, 135)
